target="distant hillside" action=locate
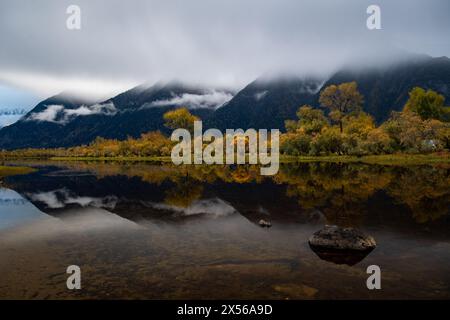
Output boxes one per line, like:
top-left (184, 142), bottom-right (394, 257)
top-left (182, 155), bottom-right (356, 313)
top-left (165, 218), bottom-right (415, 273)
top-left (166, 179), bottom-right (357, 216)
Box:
top-left (205, 75), bottom-right (323, 130)
top-left (323, 56), bottom-right (450, 123)
top-left (0, 82), bottom-right (232, 149)
top-left (208, 55), bottom-right (450, 129)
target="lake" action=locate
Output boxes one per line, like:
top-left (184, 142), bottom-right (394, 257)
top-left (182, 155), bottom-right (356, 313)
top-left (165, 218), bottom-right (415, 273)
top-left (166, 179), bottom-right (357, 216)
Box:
top-left (0, 160), bottom-right (449, 299)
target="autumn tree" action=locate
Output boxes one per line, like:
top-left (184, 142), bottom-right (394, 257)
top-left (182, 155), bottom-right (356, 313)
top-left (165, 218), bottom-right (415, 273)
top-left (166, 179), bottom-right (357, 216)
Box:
top-left (341, 112), bottom-right (377, 155)
top-left (382, 111), bottom-right (448, 153)
top-left (403, 87), bottom-right (447, 121)
top-left (282, 105), bottom-right (329, 155)
top-left (296, 105), bottom-right (329, 135)
top-left (285, 105), bottom-right (329, 134)
top-left (163, 107), bottom-right (199, 133)
top-left (319, 82), bottom-right (364, 133)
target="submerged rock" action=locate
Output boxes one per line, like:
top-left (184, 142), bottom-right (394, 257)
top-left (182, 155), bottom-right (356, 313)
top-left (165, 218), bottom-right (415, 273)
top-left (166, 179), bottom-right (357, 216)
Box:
top-left (309, 225), bottom-right (376, 251)
top-left (308, 225), bottom-right (376, 265)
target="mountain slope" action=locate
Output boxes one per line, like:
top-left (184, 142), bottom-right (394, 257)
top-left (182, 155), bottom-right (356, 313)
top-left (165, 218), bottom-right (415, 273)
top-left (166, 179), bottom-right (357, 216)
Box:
top-left (0, 93), bottom-right (98, 149)
top-left (0, 82), bottom-right (233, 149)
top-left (208, 56), bottom-right (450, 130)
top-left (205, 75), bottom-right (323, 130)
top-left (323, 56), bottom-right (450, 123)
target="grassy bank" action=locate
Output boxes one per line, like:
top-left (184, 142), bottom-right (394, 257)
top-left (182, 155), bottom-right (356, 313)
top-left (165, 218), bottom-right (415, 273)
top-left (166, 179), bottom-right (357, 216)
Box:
top-left (42, 153), bottom-right (450, 166)
top-left (49, 156), bottom-right (173, 162)
top-left (359, 153), bottom-right (450, 165)
top-left (283, 153), bottom-right (450, 165)
top-left (0, 165), bottom-right (36, 178)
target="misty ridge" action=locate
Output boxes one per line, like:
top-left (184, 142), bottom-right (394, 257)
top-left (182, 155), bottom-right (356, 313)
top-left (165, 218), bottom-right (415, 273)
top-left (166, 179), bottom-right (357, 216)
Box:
top-left (25, 102), bottom-right (117, 125)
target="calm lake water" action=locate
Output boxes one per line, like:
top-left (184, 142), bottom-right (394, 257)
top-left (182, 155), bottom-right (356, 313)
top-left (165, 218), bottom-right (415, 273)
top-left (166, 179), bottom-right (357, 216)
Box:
top-left (0, 161), bottom-right (449, 299)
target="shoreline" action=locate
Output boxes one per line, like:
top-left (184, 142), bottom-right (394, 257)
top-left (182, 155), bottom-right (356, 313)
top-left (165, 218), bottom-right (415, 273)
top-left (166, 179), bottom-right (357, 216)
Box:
top-left (1, 153), bottom-right (449, 166)
top-left (0, 165), bottom-right (36, 178)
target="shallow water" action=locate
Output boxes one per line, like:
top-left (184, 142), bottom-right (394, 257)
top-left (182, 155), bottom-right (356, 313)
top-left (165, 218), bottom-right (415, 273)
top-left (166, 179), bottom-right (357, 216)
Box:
top-left (0, 161), bottom-right (449, 299)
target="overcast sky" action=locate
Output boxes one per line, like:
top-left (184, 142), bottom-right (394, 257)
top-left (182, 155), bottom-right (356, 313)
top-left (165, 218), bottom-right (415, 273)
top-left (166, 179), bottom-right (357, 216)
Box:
top-left (0, 0), bottom-right (449, 106)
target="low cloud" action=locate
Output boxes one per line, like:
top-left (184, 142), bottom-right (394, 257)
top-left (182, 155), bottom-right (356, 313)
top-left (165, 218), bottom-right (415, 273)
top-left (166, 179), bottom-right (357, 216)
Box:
top-left (25, 188), bottom-right (118, 209)
top-left (144, 91), bottom-right (233, 109)
top-left (26, 102), bottom-right (117, 124)
top-left (148, 198), bottom-right (237, 218)
top-left (27, 104), bottom-right (64, 123)
top-left (254, 91), bottom-right (268, 101)
top-left (1, 0), bottom-right (450, 97)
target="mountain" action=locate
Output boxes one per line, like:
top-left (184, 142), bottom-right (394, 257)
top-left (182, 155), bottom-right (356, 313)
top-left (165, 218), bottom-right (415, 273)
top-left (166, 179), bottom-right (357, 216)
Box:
top-left (205, 75), bottom-right (323, 130)
top-left (208, 55), bottom-right (450, 129)
top-left (323, 55), bottom-right (450, 123)
top-left (0, 93), bottom-right (99, 149)
top-left (95, 81), bottom-right (233, 140)
top-left (0, 54), bottom-right (449, 150)
top-left (0, 82), bottom-right (233, 149)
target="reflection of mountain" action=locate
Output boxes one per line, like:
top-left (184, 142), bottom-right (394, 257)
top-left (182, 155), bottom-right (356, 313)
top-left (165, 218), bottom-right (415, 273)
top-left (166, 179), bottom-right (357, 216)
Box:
top-left (1, 55), bottom-right (450, 149)
top-left (3, 165), bottom-right (304, 224)
top-left (0, 188), bottom-right (50, 230)
top-left (3, 162), bottom-right (449, 230)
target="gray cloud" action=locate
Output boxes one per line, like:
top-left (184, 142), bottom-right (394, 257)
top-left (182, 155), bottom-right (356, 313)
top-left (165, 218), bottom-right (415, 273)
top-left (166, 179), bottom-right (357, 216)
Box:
top-left (254, 91), bottom-right (268, 101)
top-left (25, 188), bottom-right (118, 209)
top-left (26, 102), bottom-right (117, 124)
top-left (144, 90), bottom-right (233, 109)
top-left (0, 0), bottom-right (449, 97)
top-left (147, 198), bottom-right (237, 218)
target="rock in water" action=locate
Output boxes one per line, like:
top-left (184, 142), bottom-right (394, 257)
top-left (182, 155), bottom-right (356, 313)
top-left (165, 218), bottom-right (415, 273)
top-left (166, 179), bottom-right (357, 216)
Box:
top-left (308, 225), bottom-right (376, 265)
top-left (308, 225), bottom-right (376, 251)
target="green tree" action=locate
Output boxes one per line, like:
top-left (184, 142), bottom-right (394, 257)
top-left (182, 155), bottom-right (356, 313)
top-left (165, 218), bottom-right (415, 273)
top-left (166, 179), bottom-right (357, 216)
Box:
top-left (319, 82), bottom-right (364, 133)
top-left (404, 87), bottom-right (446, 121)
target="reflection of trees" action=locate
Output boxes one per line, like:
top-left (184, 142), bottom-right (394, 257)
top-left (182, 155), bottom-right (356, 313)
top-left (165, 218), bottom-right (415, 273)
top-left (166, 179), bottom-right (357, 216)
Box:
top-left (18, 160), bottom-right (450, 224)
top-left (276, 163), bottom-right (450, 224)
top-left (46, 161), bottom-right (267, 185)
top-left (275, 163), bottom-right (392, 226)
top-left (386, 166), bottom-right (450, 223)
top-left (164, 180), bottom-right (204, 208)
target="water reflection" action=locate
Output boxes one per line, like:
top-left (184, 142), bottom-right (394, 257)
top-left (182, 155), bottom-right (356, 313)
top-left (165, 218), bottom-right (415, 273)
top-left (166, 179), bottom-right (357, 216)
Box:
top-left (0, 188), bottom-right (48, 230)
top-left (0, 161), bottom-right (449, 299)
top-left (308, 246), bottom-right (374, 266)
top-left (4, 161), bottom-right (449, 226)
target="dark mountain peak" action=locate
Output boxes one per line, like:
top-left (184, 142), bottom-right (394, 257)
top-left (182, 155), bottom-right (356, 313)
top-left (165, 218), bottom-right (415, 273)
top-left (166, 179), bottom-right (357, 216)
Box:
top-left (107, 80), bottom-right (234, 111)
top-left (29, 91), bottom-right (98, 113)
top-left (207, 73), bottom-right (324, 131)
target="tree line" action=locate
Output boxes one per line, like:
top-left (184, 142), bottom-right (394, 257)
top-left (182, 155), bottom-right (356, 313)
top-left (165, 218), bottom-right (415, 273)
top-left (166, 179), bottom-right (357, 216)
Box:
top-left (1, 83), bottom-right (449, 159)
top-left (281, 83), bottom-right (450, 156)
